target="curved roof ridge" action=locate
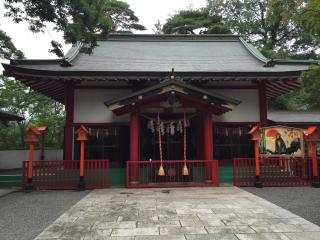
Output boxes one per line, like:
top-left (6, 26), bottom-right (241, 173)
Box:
top-left (103, 33), bottom-right (241, 42)
top-left (64, 42), bottom-right (82, 62)
top-left (239, 37), bottom-right (271, 65)
top-left (273, 59), bottom-right (319, 65)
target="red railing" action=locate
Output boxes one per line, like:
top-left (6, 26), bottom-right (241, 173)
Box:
top-left (233, 157), bottom-right (312, 187)
top-left (126, 160), bottom-right (219, 188)
top-left (22, 160), bottom-right (109, 190)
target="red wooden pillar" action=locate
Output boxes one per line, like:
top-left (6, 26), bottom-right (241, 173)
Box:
top-left (79, 141), bottom-right (85, 189)
top-left (304, 127), bottom-right (320, 187)
top-left (196, 115), bottom-right (204, 159)
top-left (130, 110), bottom-right (139, 184)
top-left (203, 111), bottom-right (213, 160)
top-left (64, 82), bottom-right (74, 160)
top-left (259, 81), bottom-right (268, 127)
top-left (312, 142), bottom-right (319, 184)
top-left (76, 125), bottom-right (89, 190)
top-left (40, 133), bottom-right (45, 160)
top-left (203, 111), bottom-right (213, 182)
top-left (27, 143), bottom-right (34, 188)
top-left (254, 141), bottom-right (261, 179)
top-left (248, 126), bottom-right (263, 188)
top-left (24, 127), bottom-right (40, 190)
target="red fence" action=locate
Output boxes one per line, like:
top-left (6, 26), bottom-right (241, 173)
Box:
top-left (126, 160), bottom-right (219, 188)
top-left (22, 160), bottom-right (109, 190)
top-left (233, 157), bottom-right (312, 187)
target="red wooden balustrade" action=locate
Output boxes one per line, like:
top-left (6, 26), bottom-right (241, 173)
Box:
top-left (126, 160), bottom-right (219, 188)
top-left (233, 157), bottom-right (312, 187)
top-left (22, 160), bottom-right (109, 190)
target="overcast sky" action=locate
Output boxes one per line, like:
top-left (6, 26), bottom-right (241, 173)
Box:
top-left (0, 0), bottom-right (206, 60)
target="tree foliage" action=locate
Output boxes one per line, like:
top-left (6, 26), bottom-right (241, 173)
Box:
top-left (298, 0), bottom-right (320, 42)
top-left (300, 65), bottom-right (320, 109)
top-left (207, 0), bottom-right (318, 55)
top-left (0, 29), bottom-right (24, 60)
top-left (0, 76), bottom-right (65, 149)
top-left (163, 8), bottom-right (230, 34)
top-left (3, 0), bottom-right (145, 57)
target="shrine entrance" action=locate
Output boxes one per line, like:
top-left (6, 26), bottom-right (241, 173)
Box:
top-left (105, 77), bottom-right (241, 187)
top-left (140, 115), bottom-right (197, 161)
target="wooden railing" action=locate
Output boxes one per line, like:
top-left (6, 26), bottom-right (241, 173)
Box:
top-left (22, 160), bottom-right (109, 190)
top-left (126, 160), bottom-right (219, 188)
top-left (233, 157), bottom-right (312, 187)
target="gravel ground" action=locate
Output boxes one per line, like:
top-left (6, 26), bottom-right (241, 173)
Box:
top-left (244, 187), bottom-right (320, 226)
top-left (0, 189), bottom-right (89, 240)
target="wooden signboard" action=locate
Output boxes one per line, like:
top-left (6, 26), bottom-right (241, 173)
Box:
top-left (260, 126), bottom-right (304, 157)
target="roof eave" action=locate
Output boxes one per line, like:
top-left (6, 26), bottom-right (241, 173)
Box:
top-left (2, 63), bottom-right (306, 78)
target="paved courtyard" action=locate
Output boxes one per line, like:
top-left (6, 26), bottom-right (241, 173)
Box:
top-left (35, 187), bottom-right (320, 240)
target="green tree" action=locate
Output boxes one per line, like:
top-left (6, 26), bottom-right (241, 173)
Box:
top-left (298, 0), bottom-right (320, 41)
top-left (163, 8), bottom-right (230, 34)
top-left (153, 20), bottom-right (163, 35)
top-left (0, 29), bottom-right (24, 60)
top-left (207, 0), bottom-right (318, 55)
top-left (299, 65), bottom-right (320, 109)
top-left (3, 0), bottom-right (145, 57)
top-left (0, 76), bottom-right (65, 149)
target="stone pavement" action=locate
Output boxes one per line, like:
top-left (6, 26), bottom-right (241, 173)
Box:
top-left (35, 187), bottom-right (320, 240)
top-left (0, 188), bottom-right (17, 197)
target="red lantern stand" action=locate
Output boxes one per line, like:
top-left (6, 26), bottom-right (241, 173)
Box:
top-left (37, 125), bottom-right (48, 160)
top-left (24, 127), bottom-right (40, 190)
top-left (304, 126), bottom-right (320, 188)
top-left (248, 126), bottom-right (263, 188)
top-left (76, 125), bottom-right (89, 190)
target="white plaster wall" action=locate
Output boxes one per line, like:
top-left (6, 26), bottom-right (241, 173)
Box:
top-left (209, 89), bottom-right (260, 122)
top-left (0, 149), bottom-right (63, 169)
top-left (74, 89), bottom-right (131, 123)
top-left (74, 89), bottom-right (259, 123)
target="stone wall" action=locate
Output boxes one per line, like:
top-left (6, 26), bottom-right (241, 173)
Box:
top-left (0, 149), bottom-right (63, 169)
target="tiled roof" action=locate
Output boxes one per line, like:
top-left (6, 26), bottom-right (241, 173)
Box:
top-left (4, 34), bottom-right (317, 73)
top-left (268, 110), bottom-right (320, 124)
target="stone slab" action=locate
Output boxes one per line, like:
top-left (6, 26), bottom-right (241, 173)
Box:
top-left (34, 187), bottom-right (320, 240)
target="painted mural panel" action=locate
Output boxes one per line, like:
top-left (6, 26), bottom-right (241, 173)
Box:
top-left (260, 126), bottom-right (304, 157)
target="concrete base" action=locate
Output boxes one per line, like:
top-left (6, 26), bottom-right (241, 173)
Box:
top-left (78, 176), bottom-right (86, 191)
top-left (254, 175), bottom-right (263, 188)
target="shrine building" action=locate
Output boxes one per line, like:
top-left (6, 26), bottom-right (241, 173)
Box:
top-left (2, 34), bottom-right (317, 187)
